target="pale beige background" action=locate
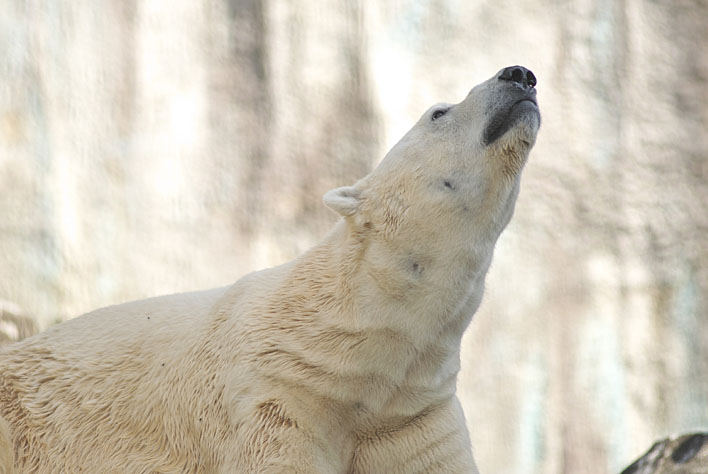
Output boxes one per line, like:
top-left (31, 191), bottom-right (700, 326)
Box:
top-left (1, 1), bottom-right (707, 472)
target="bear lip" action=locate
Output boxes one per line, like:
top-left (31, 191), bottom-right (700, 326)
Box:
top-left (513, 97), bottom-right (537, 108)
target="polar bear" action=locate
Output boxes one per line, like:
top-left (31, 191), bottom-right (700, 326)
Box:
top-left (0, 65), bottom-right (540, 474)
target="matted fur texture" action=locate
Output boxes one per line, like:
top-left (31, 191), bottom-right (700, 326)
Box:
top-left (0, 66), bottom-right (540, 473)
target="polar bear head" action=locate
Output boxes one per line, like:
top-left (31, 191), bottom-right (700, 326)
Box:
top-left (324, 66), bottom-right (540, 315)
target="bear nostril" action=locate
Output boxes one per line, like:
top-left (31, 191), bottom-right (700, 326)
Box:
top-left (510, 68), bottom-right (524, 84)
top-left (527, 71), bottom-right (536, 88)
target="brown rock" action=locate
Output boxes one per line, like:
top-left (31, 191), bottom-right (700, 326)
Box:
top-left (622, 433), bottom-right (708, 474)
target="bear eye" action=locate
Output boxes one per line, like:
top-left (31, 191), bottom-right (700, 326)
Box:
top-left (431, 108), bottom-right (448, 121)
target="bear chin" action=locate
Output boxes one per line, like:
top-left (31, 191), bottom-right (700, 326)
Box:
top-left (482, 98), bottom-right (540, 146)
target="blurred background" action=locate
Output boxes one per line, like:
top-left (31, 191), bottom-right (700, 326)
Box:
top-left (1, 0), bottom-right (707, 472)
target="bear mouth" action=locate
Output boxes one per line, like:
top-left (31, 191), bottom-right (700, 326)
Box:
top-left (482, 97), bottom-right (540, 146)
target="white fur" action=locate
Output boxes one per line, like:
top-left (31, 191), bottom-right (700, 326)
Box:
top-left (0, 68), bottom-right (540, 473)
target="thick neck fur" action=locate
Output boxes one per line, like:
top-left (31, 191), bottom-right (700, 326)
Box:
top-left (249, 219), bottom-right (496, 420)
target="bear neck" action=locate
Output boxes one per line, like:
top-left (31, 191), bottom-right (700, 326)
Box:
top-left (269, 220), bottom-right (492, 414)
top-left (315, 220), bottom-right (490, 337)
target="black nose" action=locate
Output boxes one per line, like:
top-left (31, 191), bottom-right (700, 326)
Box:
top-left (498, 66), bottom-right (536, 89)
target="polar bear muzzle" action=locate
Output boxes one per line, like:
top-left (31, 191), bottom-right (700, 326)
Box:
top-left (482, 65), bottom-right (541, 146)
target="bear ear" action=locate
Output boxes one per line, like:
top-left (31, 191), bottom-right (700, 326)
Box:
top-left (323, 186), bottom-right (363, 217)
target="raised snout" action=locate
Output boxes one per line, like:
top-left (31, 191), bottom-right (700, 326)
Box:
top-left (481, 65), bottom-right (541, 146)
